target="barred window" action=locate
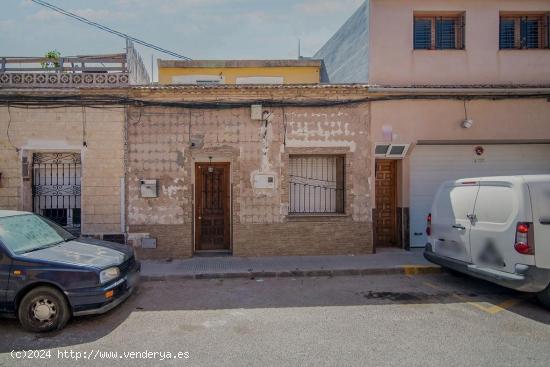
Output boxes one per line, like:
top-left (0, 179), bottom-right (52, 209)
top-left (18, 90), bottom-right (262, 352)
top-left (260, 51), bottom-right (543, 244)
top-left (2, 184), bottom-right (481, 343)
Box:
top-left (414, 13), bottom-right (465, 50)
top-left (500, 14), bottom-right (550, 49)
top-left (289, 156), bottom-right (345, 215)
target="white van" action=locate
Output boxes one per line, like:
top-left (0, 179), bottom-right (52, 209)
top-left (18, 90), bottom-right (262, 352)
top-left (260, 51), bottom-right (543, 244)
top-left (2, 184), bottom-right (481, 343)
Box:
top-left (424, 175), bottom-right (550, 307)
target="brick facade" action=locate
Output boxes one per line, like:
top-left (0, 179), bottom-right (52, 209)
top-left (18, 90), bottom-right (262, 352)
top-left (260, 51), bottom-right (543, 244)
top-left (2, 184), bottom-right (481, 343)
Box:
top-left (0, 105), bottom-right (125, 238)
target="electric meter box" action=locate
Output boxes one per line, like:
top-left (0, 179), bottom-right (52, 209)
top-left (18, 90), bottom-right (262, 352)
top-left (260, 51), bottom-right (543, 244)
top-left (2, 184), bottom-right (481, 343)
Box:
top-left (253, 174), bottom-right (275, 189)
top-left (140, 179), bottom-right (159, 198)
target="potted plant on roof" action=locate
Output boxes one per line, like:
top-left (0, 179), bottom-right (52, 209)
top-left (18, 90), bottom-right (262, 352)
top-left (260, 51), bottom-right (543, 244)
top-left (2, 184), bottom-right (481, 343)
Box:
top-left (41, 50), bottom-right (61, 71)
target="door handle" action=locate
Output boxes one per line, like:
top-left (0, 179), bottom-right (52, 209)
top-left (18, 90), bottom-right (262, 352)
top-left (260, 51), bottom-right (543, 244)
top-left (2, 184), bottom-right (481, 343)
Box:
top-left (452, 224), bottom-right (466, 230)
top-left (540, 217), bottom-right (550, 225)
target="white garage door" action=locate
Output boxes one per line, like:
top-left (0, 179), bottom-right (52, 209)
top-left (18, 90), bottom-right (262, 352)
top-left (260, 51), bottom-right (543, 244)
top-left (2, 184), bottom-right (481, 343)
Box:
top-left (409, 144), bottom-right (550, 248)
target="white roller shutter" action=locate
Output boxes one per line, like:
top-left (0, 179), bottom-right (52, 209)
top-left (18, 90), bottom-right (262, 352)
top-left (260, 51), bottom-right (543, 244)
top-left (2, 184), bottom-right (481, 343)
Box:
top-left (409, 144), bottom-right (550, 248)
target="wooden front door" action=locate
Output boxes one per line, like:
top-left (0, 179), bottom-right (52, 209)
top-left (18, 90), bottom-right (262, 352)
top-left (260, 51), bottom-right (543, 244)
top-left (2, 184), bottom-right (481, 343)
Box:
top-left (195, 163), bottom-right (231, 251)
top-left (375, 160), bottom-right (397, 247)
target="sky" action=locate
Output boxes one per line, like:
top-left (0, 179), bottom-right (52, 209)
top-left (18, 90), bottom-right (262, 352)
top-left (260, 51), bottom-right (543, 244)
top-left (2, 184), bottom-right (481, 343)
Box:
top-left (0, 0), bottom-right (363, 81)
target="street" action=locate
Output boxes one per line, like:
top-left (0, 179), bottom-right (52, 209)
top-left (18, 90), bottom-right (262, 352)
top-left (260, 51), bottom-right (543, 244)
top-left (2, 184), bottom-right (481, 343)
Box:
top-left (1, 272), bottom-right (550, 367)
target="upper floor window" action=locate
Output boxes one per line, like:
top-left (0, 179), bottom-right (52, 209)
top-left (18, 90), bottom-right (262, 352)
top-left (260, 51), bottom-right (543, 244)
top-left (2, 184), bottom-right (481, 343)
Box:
top-left (500, 14), bottom-right (550, 49)
top-left (414, 13), bottom-right (465, 50)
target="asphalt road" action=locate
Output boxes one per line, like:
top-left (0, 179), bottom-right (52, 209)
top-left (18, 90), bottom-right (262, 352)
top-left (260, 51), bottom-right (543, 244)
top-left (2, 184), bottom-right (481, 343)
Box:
top-left (1, 272), bottom-right (550, 367)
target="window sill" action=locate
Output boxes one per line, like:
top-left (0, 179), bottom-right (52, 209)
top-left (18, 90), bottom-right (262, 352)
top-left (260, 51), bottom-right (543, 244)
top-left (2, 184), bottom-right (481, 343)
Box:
top-left (412, 49), bottom-right (466, 52)
top-left (498, 48), bottom-right (550, 51)
top-left (286, 213), bottom-right (350, 221)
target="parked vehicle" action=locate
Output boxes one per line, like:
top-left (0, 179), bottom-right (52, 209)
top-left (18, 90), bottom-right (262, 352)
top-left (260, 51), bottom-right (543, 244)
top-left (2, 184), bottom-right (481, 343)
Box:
top-left (424, 175), bottom-right (550, 307)
top-left (0, 211), bottom-right (140, 332)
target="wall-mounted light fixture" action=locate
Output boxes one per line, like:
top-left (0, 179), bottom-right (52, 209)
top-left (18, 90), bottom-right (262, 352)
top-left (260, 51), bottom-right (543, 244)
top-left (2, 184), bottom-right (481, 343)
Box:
top-left (208, 156), bottom-right (214, 173)
top-left (461, 100), bottom-right (474, 129)
top-left (461, 119), bottom-right (474, 129)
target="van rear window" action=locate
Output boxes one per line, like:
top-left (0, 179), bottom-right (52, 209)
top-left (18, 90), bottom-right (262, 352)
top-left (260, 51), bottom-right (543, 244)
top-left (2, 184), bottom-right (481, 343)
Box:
top-left (475, 186), bottom-right (515, 224)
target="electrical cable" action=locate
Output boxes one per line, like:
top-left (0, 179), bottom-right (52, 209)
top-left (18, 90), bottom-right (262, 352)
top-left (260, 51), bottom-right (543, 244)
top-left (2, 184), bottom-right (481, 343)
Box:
top-left (5, 104), bottom-right (19, 152)
top-left (0, 93), bottom-right (549, 111)
top-left (30, 0), bottom-right (191, 60)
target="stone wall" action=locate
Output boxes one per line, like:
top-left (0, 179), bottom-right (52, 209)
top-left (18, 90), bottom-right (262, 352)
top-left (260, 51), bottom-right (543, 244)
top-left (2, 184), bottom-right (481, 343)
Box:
top-left (126, 87), bottom-right (374, 258)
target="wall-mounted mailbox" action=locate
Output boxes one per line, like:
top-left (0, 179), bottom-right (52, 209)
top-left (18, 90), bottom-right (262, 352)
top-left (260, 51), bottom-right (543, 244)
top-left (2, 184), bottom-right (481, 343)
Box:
top-left (253, 174), bottom-right (275, 189)
top-left (140, 179), bottom-right (158, 198)
top-left (141, 238), bottom-right (157, 249)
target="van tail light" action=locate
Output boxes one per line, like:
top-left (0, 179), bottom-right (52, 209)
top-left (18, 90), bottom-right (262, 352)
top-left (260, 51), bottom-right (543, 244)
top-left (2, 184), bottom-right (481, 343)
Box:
top-left (514, 222), bottom-right (534, 255)
top-left (426, 213), bottom-right (432, 237)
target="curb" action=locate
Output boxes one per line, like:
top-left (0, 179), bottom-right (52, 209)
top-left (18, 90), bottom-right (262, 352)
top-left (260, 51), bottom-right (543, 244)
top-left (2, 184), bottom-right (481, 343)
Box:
top-left (141, 265), bottom-right (441, 282)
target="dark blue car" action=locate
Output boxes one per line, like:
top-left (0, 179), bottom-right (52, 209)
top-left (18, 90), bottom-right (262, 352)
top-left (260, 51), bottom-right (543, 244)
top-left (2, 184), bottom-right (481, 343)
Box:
top-left (0, 210), bottom-right (140, 332)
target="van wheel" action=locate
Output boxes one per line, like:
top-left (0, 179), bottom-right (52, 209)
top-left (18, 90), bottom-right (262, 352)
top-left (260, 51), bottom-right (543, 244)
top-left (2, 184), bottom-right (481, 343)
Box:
top-left (18, 286), bottom-right (71, 333)
top-left (537, 285), bottom-right (550, 309)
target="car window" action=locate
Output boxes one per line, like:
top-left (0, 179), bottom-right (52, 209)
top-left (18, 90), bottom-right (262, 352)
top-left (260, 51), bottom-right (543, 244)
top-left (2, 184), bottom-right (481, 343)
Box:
top-left (434, 186), bottom-right (478, 221)
top-left (0, 214), bottom-right (74, 255)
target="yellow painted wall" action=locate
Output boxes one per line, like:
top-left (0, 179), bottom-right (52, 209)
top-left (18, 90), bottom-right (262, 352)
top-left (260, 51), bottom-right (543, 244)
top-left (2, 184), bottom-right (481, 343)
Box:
top-left (158, 66), bottom-right (321, 84)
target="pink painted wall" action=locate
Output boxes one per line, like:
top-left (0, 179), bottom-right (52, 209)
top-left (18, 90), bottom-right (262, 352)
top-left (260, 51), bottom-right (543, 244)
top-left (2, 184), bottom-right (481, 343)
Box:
top-left (371, 98), bottom-right (550, 143)
top-left (369, 0), bottom-right (550, 86)
top-left (370, 98), bottom-right (550, 206)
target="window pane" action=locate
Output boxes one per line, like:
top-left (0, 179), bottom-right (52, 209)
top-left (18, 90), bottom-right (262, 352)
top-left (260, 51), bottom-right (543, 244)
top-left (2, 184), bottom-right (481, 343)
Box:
top-left (289, 156), bottom-right (344, 214)
top-left (436, 19), bottom-right (456, 49)
top-left (524, 19), bottom-right (540, 48)
top-left (500, 19), bottom-right (516, 49)
top-left (375, 145), bottom-right (390, 155)
top-left (414, 19), bottom-right (432, 49)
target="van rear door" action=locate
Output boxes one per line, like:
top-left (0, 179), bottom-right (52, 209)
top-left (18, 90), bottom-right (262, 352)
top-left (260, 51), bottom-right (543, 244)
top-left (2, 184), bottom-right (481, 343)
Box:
top-left (469, 181), bottom-right (524, 274)
top-left (431, 181), bottom-right (479, 263)
top-left (529, 180), bottom-right (550, 269)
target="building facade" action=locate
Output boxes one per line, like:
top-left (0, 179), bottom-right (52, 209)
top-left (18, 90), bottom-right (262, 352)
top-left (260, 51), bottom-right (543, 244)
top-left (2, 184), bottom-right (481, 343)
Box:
top-left (125, 85), bottom-right (373, 258)
top-left (316, 0), bottom-right (550, 250)
top-left (0, 42), bottom-right (149, 243)
top-left (157, 59), bottom-right (323, 85)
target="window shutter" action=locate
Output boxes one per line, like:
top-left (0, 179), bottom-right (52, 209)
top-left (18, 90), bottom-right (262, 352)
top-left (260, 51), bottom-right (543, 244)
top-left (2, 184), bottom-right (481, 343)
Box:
top-left (499, 18), bottom-right (516, 49)
top-left (414, 18), bottom-right (432, 49)
top-left (436, 18), bottom-right (457, 49)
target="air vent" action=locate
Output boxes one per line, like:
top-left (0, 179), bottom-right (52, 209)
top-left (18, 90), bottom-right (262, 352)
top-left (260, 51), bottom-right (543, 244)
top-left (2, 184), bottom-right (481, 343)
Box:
top-left (374, 144), bottom-right (410, 159)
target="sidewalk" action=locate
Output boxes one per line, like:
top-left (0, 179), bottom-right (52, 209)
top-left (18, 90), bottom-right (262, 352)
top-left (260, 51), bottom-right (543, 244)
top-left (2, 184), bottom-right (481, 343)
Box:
top-left (140, 248), bottom-right (440, 281)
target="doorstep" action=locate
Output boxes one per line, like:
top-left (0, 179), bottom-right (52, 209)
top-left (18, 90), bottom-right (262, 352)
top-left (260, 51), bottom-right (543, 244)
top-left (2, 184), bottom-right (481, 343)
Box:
top-left (140, 248), bottom-right (440, 281)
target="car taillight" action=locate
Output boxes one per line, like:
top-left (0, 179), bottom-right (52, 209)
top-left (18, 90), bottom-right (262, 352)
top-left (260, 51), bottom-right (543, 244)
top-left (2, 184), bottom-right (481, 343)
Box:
top-left (514, 222), bottom-right (534, 255)
top-left (426, 213), bottom-right (432, 236)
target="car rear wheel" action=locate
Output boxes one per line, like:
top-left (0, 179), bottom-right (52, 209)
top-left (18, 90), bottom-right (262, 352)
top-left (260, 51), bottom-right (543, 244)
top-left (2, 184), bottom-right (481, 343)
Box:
top-left (18, 286), bottom-right (71, 333)
top-left (537, 285), bottom-right (550, 309)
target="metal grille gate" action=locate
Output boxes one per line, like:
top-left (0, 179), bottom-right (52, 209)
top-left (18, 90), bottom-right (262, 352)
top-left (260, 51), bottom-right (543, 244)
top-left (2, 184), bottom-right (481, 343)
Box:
top-left (32, 152), bottom-right (82, 234)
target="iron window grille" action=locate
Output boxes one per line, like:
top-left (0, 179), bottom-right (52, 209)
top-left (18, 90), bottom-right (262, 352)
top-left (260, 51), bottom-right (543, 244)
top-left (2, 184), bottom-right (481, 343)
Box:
top-left (500, 14), bottom-right (550, 49)
top-left (414, 14), bottom-right (465, 50)
top-left (289, 156), bottom-right (345, 215)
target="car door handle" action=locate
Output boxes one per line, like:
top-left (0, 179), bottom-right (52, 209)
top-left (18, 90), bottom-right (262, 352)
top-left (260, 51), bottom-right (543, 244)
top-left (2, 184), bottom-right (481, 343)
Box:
top-left (452, 224), bottom-right (466, 230)
top-left (540, 217), bottom-right (550, 225)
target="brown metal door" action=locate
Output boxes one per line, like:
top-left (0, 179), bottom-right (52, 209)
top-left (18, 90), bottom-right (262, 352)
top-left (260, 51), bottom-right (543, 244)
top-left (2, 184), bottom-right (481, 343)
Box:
top-left (195, 163), bottom-right (230, 251)
top-left (375, 160), bottom-right (397, 247)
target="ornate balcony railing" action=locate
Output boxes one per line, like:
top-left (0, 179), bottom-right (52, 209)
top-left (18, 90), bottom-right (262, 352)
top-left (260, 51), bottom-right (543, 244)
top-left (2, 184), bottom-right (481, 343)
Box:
top-left (0, 41), bottom-right (149, 88)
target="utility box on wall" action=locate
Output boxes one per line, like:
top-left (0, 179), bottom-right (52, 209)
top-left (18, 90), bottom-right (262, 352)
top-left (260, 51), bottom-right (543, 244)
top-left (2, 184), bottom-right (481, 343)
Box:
top-left (140, 180), bottom-right (159, 198)
top-left (253, 174), bottom-right (275, 189)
